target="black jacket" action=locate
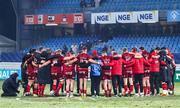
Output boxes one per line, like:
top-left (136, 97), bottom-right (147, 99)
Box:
top-left (1, 73), bottom-right (19, 96)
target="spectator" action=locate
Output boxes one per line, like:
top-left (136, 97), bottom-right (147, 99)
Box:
top-left (79, 41), bottom-right (84, 51)
top-left (63, 44), bottom-right (68, 54)
top-left (102, 45), bottom-right (108, 52)
top-left (80, 0), bottom-right (86, 8)
top-left (71, 43), bottom-right (78, 55)
top-left (91, 0), bottom-right (95, 7)
top-left (61, 28), bottom-right (65, 36)
top-left (86, 40), bottom-right (92, 52)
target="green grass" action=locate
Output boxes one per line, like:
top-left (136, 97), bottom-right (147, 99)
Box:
top-left (0, 81), bottom-right (180, 108)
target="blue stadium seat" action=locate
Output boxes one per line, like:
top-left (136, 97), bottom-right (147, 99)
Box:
top-left (94, 0), bottom-right (180, 12)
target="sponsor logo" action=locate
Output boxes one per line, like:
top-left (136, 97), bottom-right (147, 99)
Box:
top-left (48, 15), bottom-right (55, 23)
top-left (25, 15), bottom-right (34, 24)
top-left (38, 15), bottom-right (43, 24)
top-left (74, 14), bottom-right (83, 23)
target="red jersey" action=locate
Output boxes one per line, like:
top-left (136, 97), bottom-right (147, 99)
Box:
top-left (127, 57), bottom-right (150, 74)
top-left (27, 63), bottom-right (34, 74)
top-left (51, 55), bottom-right (64, 73)
top-left (26, 58), bottom-right (37, 75)
top-left (122, 52), bottom-right (134, 72)
top-left (77, 53), bottom-right (90, 72)
top-left (101, 55), bottom-right (112, 73)
top-left (63, 57), bottom-right (75, 75)
top-left (142, 52), bottom-right (150, 72)
top-left (149, 58), bottom-right (160, 72)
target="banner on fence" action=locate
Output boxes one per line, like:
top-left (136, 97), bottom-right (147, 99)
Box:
top-left (136, 10), bottom-right (159, 23)
top-left (91, 10), bottom-right (159, 24)
top-left (0, 69), bottom-right (21, 80)
top-left (115, 12), bottom-right (137, 23)
top-left (91, 12), bottom-right (116, 24)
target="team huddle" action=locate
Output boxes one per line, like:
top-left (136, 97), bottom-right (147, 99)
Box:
top-left (21, 46), bottom-right (176, 97)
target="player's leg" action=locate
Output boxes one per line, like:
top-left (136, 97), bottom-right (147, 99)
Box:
top-left (79, 78), bottom-right (83, 96)
top-left (168, 70), bottom-right (173, 95)
top-left (38, 83), bottom-right (46, 97)
top-left (143, 77), bottom-right (147, 96)
top-left (50, 73), bottom-right (57, 96)
top-left (146, 76), bottom-right (150, 96)
top-left (25, 78), bottom-right (34, 96)
top-left (171, 69), bottom-right (175, 95)
top-left (70, 79), bottom-right (74, 97)
top-left (123, 77), bottom-right (128, 96)
top-left (139, 74), bottom-right (144, 96)
top-left (33, 81), bottom-right (38, 96)
top-left (103, 79), bottom-right (108, 96)
top-left (150, 72), bottom-right (155, 95)
top-left (66, 78), bottom-right (70, 97)
top-left (95, 76), bottom-right (101, 96)
top-left (76, 72), bottom-right (80, 94)
top-left (107, 79), bottom-right (112, 97)
top-left (128, 77), bottom-right (134, 96)
top-left (101, 80), bottom-right (104, 94)
top-left (154, 72), bottom-right (160, 95)
top-left (117, 75), bottom-right (122, 97)
top-left (161, 69), bottom-right (168, 96)
top-left (55, 79), bottom-right (64, 96)
top-left (171, 67), bottom-right (175, 94)
top-left (83, 78), bottom-right (87, 97)
top-left (134, 74), bottom-right (139, 96)
top-left (111, 75), bottom-right (117, 96)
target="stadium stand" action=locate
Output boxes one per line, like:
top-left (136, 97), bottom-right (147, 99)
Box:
top-left (1, 35), bottom-right (100, 62)
top-left (23, 35), bottom-right (99, 51)
top-left (104, 35), bottom-right (180, 53)
top-left (1, 34), bottom-right (180, 62)
top-left (94, 0), bottom-right (180, 12)
top-left (34, 0), bottom-right (180, 14)
top-left (35, 0), bottom-right (82, 14)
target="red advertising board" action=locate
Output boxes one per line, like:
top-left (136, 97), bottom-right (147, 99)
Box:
top-left (24, 13), bottom-right (84, 25)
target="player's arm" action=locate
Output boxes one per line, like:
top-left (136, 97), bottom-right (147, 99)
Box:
top-left (152, 55), bottom-right (160, 59)
top-left (22, 56), bottom-right (33, 68)
top-left (148, 58), bottom-right (152, 64)
top-left (22, 60), bottom-right (28, 69)
top-left (89, 59), bottom-right (100, 64)
top-left (167, 55), bottom-right (172, 60)
top-left (39, 60), bottom-right (51, 68)
top-left (32, 61), bottom-right (38, 67)
top-left (65, 58), bottom-right (78, 65)
top-left (64, 55), bottom-right (76, 60)
top-left (143, 58), bottom-right (150, 66)
top-left (125, 59), bottom-right (135, 67)
top-left (122, 58), bottom-right (133, 65)
top-left (109, 60), bottom-right (115, 66)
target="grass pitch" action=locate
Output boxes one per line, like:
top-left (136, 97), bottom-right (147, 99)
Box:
top-left (0, 81), bottom-right (180, 108)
